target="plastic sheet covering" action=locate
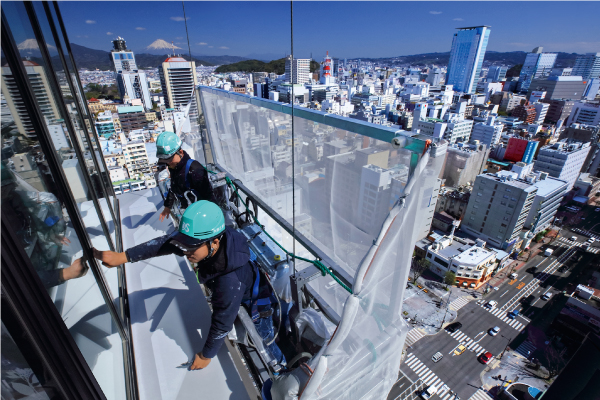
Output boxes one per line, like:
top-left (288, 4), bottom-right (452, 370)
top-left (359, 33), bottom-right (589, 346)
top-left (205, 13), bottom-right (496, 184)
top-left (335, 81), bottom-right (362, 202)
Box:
top-left (295, 308), bottom-right (336, 346)
top-left (300, 149), bottom-right (444, 400)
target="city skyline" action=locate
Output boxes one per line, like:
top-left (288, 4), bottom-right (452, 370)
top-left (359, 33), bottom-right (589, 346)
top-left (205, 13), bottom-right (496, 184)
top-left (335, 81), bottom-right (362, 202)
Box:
top-left (58, 1), bottom-right (600, 60)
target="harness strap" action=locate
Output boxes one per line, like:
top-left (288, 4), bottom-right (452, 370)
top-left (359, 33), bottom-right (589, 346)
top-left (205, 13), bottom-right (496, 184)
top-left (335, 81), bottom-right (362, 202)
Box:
top-left (184, 158), bottom-right (194, 189)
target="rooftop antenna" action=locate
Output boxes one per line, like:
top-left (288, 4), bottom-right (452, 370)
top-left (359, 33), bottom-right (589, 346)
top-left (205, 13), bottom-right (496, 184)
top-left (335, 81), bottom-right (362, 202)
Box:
top-left (171, 41), bottom-right (176, 57)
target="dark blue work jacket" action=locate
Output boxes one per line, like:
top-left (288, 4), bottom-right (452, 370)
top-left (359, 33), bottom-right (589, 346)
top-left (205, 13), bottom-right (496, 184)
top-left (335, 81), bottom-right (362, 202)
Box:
top-left (126, 227), bottom-right (271, 358)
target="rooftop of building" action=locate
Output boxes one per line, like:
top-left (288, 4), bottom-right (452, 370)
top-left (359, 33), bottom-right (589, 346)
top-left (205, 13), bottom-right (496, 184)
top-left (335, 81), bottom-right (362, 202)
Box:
top-left (452, 244), bottom-right (496, 266)
top-left (540, 140), bottom-right (591, 153)
top-left (118, 105), bottom-right (145, 114)
top-left (480, 172), bottom-right (537, 191)
top-left (164, 56), bottom-right (188, 63)
top-left (532, 175), bottom-right (568, 196)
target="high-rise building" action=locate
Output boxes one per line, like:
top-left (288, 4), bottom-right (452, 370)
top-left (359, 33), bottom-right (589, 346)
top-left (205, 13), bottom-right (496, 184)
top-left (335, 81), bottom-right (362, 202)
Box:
top-left (470, 114), bottom-right (504, 147)
top-left (566, 102), bottom-right (600, 127)
top-left (486, 66), bottom-right (507, 82)
top-left (110, 37), bottom-right (152, 110)
top-left (159, 56), bottom-right (199, 120)
top-left (1, 61), bottom-right (60, 138)
top-left (462, 172), bottom-right (537, 250)
top-left (446, 26), bottom-right (491, 94)
top-left (118, 105), bottom-right (148, 134)
top-left (517, 47), bottom-right (557, 92)
top-left (534, 140), bottom-right (591, 190)
top-left (284, 56), bottom-right (310, 85)
top-left (542, 99), bottom-right (575, 124)
top-left (533, 102), bottom-right (550, 124)
top-left (527, 76), bottom-right (587, 100)
top-left (511, 103), bottom-right (537, 124)
top-left (572, 52), bottom-right (600, 80)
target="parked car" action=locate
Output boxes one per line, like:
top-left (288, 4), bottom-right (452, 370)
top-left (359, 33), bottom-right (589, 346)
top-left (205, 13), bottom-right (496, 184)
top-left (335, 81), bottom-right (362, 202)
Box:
top-left (542, 292), bottom-right (552, 300)
top-left (587, 237), bottom-right (596, 243)
top-left (445, 322), bottom-right (463, 333)
top-left (521, 295), bottom-right (535, 305)
top-left (478, 351), bottom-right (493, 364)
top-left (508, 309), bottom-right (519, 319)
top-left (419, 385), bottom-right (438, 400)
top-left (509, 273), bottom-right (518, 279)
top-left (432, 352), bottom-right (443, 363)
top-left (571, 236), bottom-right (578, 241)
top-left (454, 345), bottom-right (467, 356)
top-left (489, 326), bottom-right (500, 336)
top-left (485, 300), bottom-right (498, 310)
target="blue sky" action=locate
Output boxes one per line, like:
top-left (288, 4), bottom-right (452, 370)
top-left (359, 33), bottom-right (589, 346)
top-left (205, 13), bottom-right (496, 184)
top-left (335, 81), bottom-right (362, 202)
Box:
top-left (58, 1), bottom-right (600, 59)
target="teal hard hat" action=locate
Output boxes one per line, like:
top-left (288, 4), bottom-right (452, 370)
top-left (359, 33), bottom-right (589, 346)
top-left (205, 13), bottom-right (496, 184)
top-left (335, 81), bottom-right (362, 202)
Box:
top-left (168, 201), bottom-right (225, 251)
top-left (156, 131), bottom-right (182, 160)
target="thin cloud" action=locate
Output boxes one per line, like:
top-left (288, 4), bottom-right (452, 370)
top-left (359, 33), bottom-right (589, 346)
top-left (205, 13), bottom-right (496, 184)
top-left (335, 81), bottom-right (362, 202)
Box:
top-left (429, 11), bottom-right (443, 15)
top-left (197, 42), bottom-right (208, 45)
top-left (219, 46), bottom-right (229, 50)
top-left (136, 27), bottom-right (146, 31)
top-left (453, 18), bottom-right (464, 21)
top-left (85, 20), bottom-right (96, 24)
top-left (176, 37), bottom-right (183, 40)
top-left (170, 16), bottom-right (189, 22)
top-left (107, 32), bottom-right (114, 36)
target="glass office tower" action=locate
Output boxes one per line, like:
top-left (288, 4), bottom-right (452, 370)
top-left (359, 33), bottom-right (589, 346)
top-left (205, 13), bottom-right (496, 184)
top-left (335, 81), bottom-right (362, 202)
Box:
top-left (446, 26), bottom-right (491, 94)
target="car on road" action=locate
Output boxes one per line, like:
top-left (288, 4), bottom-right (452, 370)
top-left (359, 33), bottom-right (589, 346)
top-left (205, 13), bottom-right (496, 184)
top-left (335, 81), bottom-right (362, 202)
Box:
top-left (521, 295), bottom-right (535, 305)
top-left (485, 300), bottom-right (498, 310)
top-left (454, 345), bottom-right (467, 356)
top-left (510, 273), bottom-right (518, 279)
top-left (419, 385), bottom-right (438, 400)
top-left (542, 292), bottom-right (552, 300)
top-left (478, 351), bottom-right (493, 364)
top-left (571, 236), bottom-right (578, 241)
top-left (489, 326), bottom-right (500, 336)
top-left (445, 322), bottom-right (462, 333)
top-left (508, 309), bottom-right (519, 319)
top-left (587, 237), bottom-right (596, 243)
top-left (432, 352), bottom-right (443, 363)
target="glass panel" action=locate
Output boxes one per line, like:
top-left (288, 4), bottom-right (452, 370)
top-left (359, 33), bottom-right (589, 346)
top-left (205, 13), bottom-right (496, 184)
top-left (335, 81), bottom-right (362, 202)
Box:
top-left (0, 8), bottom-right (126, 400)
top-left (9, 1), bottom-right (122, 306)
top-left (1, 320), bottom-right (55, 399)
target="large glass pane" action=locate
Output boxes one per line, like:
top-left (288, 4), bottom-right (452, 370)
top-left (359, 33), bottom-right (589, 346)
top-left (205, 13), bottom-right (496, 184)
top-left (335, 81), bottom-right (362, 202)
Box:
top-left (3, 1), bottom-right (122, 307)
top-left (1, 320), bottom-right (55, 400)
top-left (0, 10), bottom-right (126, 400)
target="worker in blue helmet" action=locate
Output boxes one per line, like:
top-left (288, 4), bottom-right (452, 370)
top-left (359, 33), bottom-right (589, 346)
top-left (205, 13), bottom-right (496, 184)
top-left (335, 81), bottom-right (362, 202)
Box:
top-left (155, 131), bottom-right (216, 221)
top-left (93, 201), bottom-right (286, 370)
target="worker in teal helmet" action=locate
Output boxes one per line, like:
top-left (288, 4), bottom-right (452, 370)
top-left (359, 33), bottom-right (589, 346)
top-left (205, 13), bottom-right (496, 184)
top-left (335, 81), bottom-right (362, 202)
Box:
top-left (156, 131), bottom-right (216, 221)
top-left (94, 201), bottom-right (286, 370)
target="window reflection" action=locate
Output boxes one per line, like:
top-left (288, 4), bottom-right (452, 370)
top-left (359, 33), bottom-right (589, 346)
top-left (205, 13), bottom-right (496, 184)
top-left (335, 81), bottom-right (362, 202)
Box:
top-left (0, 4), bottom-right (127, 398)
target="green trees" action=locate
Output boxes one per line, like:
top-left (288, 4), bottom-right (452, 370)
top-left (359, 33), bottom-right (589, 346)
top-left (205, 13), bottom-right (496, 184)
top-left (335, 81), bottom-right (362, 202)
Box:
top-left (444, 271), bottom-right (456, 287)
top-left (412, 258), bottom-right (431, 283)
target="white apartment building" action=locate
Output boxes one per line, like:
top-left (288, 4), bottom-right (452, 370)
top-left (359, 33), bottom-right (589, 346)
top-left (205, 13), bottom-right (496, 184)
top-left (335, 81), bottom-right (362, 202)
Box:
top-left (445, 117), bottom-right (474, 143)
top-left (108, 166), bottom-right (128, 182)
top-left (534, 140), bottom-right (592, 190)
top-left (285, 56), bottom-right (310, 85)
top-left (159, 57), bottom-right (198, 120)
top-left (470, 114), bottom-right (504, 147)
top-left (123, 139), bottom-right (152, 179)
top-left (533, 102), bottom-right (549, 124)
top-left (566, 102), bottom-right (600, 127)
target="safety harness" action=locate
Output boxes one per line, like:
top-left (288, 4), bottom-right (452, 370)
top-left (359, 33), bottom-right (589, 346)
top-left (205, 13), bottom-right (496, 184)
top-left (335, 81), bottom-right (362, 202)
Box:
top-left (245, 249), bottom-right (277, 321)
top-left (169, 158), bottom-right (200, 208)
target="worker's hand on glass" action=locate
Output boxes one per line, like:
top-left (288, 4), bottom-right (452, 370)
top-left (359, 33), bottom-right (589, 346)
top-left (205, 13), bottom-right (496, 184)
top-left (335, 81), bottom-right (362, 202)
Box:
top-left (190, 352), bottom-right (211, 370)
top-left (60, 257), bottom-right (88, 281)
top-left (159, 207), bottom-right (171, 222)
top-left (93, 247), bottom-right (127, 267)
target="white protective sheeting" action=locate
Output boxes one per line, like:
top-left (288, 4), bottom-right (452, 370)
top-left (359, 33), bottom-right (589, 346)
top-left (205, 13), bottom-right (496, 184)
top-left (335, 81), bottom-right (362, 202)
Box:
top-left (196, 88), bottom-right (446, 399)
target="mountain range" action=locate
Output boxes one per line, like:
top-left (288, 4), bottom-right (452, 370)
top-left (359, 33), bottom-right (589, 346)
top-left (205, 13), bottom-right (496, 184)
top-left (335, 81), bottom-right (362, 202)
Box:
top-left (68, 43), bottom-right (250, 70)
top-left (351, 51), bottom-right (581, 68)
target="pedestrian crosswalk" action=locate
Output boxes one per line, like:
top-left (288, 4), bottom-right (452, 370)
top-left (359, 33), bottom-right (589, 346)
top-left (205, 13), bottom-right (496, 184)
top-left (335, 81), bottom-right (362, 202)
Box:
top-left (446, 330), bottom-right (488, 356)
top-left (449, 296), bottom-right (471, 311)
top-left (405, 328), bottom-right (426, 347)
top-left (404, 354), bottom-right (456, 399)
top-left (515, 341), bottom-right (536, 358)
top-left (478, 304), bottom-right (525, 331)
top-left (573, 228), bottom-right (600, 240)
top-left (468, 389), bottom-right (493, 400)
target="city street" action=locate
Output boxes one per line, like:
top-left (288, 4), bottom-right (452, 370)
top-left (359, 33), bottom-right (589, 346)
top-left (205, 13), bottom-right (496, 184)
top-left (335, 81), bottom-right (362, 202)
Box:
top-left (393, 228), bottom-right (599, 399)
